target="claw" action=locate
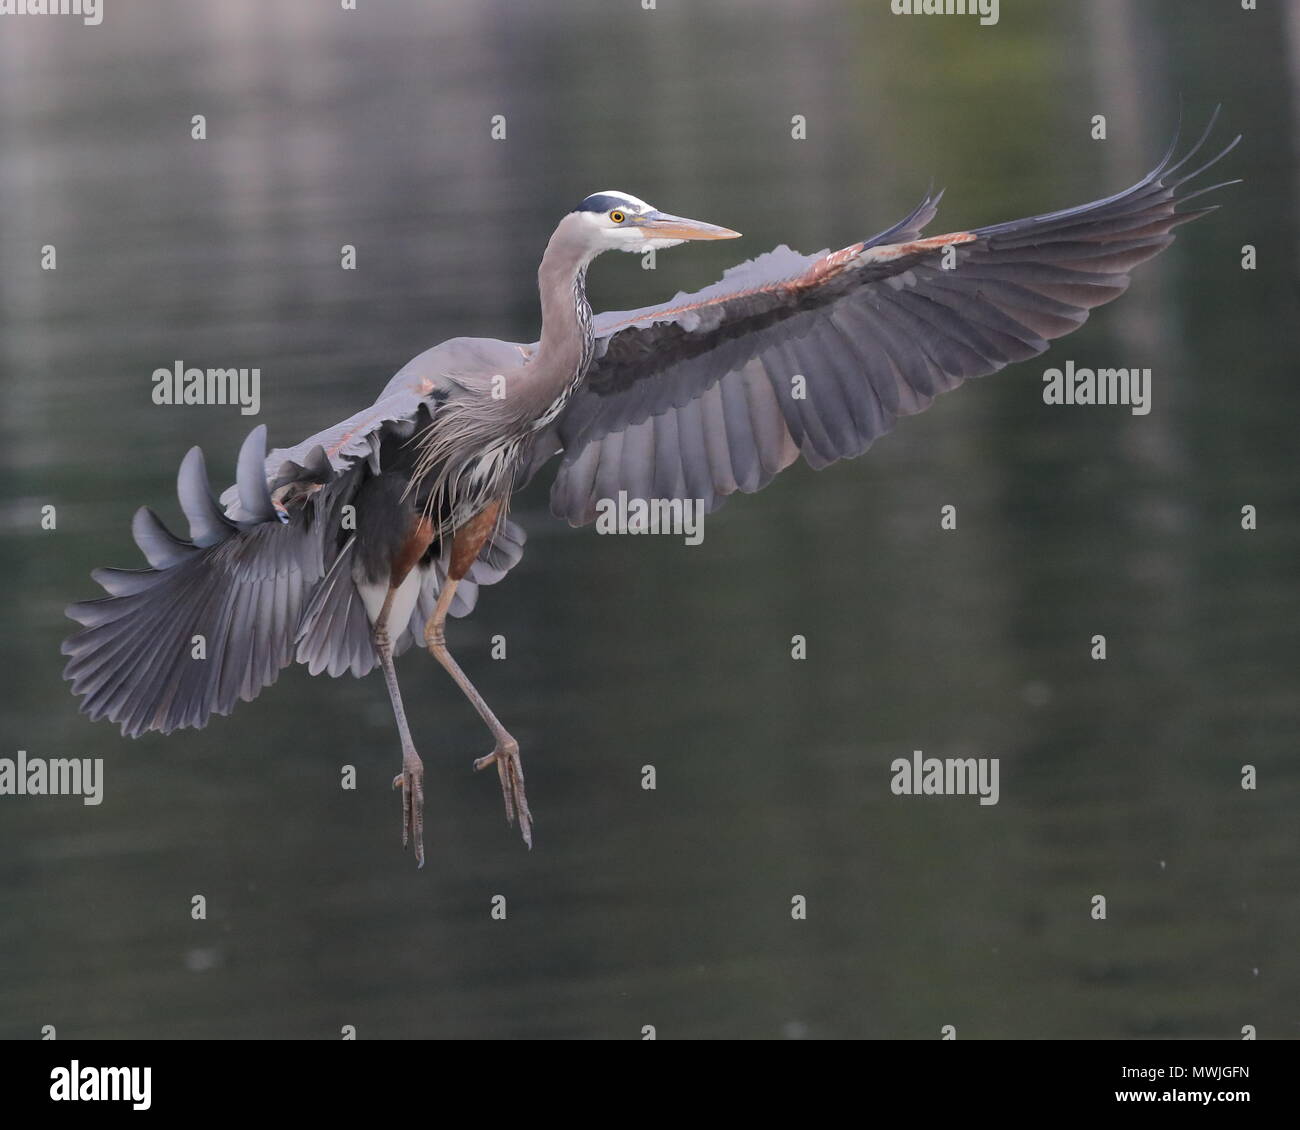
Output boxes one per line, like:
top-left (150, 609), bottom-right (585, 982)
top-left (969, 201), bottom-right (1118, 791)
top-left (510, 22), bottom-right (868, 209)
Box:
top-left (394, 754), bottom-right (425, 868)
top-left (475, 740), bottom-right (532, 849)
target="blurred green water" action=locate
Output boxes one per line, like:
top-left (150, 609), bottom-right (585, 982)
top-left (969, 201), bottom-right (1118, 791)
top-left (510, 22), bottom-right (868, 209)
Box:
top-left (0, 0), bottom-right (1296, 1039)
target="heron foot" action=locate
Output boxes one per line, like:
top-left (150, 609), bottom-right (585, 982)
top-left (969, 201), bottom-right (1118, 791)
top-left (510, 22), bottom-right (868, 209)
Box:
top-left (391, 750), bottom-right (425, 869)
top-left (474, 738), bottom-right (532, 849)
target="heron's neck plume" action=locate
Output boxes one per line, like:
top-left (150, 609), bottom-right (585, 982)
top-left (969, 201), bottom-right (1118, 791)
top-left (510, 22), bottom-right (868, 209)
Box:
top-left (531, 226), bottom-right (595, 398)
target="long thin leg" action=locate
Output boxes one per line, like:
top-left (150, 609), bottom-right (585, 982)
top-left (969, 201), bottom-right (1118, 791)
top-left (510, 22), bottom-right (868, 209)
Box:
top-left (425, 574), bottom-right (533, 848)
top-left (374, 586), bottom-right (425, 868)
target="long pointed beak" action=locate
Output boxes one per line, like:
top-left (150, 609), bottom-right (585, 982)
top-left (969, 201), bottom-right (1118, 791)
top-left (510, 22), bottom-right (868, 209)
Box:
top-left (634, 211), bottom-right (741, 240)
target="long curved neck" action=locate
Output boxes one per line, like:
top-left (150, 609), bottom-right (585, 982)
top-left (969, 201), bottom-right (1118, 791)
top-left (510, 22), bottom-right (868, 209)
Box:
top-left (532, 228), bottom-right (595, 398)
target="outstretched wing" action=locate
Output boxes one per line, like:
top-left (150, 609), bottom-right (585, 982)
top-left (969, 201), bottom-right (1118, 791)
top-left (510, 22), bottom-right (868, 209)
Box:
top-left (538, 113), bottom-right (1240, 525)
top-left (65, 360), bottom-right (531, 736)
top-left (63, 427), bottom-right (353, 736)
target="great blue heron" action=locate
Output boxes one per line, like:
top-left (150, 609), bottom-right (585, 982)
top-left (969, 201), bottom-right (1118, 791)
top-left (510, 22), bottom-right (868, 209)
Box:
top-left (64, 114), bottom-right (1238, 867)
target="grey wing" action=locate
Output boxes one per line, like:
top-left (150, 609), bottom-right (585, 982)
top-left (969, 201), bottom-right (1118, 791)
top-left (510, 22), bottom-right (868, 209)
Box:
top-left (63, 427), bottom-right (355, 736)
top-left (536, 113), bottom-right (1240, 525)
top-left (66, 338), bottom-right (534, 736)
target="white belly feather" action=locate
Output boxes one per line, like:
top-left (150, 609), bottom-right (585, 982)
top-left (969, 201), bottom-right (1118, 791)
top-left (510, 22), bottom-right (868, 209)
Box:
top-left (355, 565), bottom-right (426, 637)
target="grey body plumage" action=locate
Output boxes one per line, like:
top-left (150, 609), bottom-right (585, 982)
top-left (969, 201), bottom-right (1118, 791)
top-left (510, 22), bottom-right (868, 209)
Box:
top-left (63, 113), bottom-right (1238, 864)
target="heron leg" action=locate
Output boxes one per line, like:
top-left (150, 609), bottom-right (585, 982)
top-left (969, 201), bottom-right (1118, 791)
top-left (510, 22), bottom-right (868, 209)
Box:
top-left (374, 585), bottom-right (425, 868)
top-left (424, 502), bottom-right (533, 848)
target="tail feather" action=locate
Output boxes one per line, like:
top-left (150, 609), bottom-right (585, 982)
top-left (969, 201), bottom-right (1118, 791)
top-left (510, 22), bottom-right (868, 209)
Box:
top-left (294, 537), bottom-right (374, 678)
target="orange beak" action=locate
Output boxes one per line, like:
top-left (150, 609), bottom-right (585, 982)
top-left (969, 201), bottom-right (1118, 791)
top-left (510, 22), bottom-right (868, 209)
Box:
top-left (634, 211), bottom-right (741, 240)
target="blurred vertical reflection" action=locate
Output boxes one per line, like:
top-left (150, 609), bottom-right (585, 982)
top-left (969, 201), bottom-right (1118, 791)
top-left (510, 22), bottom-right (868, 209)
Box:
top-left (0, 0), bottom-right (1295, 1039)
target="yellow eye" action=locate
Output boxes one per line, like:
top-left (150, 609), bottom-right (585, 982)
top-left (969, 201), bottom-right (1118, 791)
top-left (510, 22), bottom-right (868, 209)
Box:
top-left (609, 210), bottom-right (626, 224)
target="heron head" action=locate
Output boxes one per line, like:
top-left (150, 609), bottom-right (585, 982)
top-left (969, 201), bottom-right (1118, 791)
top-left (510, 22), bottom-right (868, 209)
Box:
top-left (568, 191), bottom-right (741, 255)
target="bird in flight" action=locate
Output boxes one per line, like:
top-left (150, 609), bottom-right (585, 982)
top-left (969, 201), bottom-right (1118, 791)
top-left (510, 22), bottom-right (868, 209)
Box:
top-left (64, 113), bottom-right (1238, 868)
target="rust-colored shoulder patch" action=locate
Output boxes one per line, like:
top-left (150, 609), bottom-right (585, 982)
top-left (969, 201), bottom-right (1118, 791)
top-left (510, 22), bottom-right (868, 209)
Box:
top-left (858, 231), bottom-right (976, 263)
top-left (599, 231), bottom-right (979, 337)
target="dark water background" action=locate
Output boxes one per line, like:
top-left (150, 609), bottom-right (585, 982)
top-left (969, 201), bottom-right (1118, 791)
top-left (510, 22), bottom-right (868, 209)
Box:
top-left (1, 0), bottom-right (1297, 1039)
